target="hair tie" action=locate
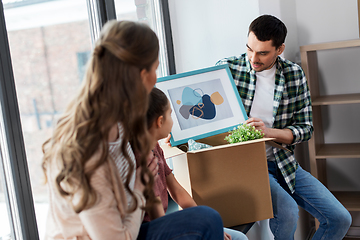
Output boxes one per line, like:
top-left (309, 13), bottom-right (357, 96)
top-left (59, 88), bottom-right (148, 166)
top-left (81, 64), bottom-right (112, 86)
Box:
top-left (93, 45), bottom-right (104, 57)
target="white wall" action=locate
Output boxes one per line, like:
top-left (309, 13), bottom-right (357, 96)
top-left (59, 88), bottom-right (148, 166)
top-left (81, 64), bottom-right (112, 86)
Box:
top-left (168, 0), bottom-right (260, 73)
top-left (167, 0), bottom-right (303, 73)
top-left (295, 0), bottom-right (359, 46)
top-left (258, 0), bottom-right (300, 63)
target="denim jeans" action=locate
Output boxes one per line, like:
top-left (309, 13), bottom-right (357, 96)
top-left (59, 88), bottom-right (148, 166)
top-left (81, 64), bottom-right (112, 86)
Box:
top-left (224, 227), bottom-right (248, 240)
top-left (137, 206), bottom-right (224, 240)
top-left (267, 161), bottom-right (352, 240)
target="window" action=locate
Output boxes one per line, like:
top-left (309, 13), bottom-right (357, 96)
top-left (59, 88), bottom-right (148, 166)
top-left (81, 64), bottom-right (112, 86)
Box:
top-left (0, 158), bottom-right (12, 240)
top-left (114, 0), bottom-right (137, 21)
top-left (0, 0), bottom-right (172, 239)
top-left (76, 51), bottom-right (91, 82)
top-left (2, 0), bottom-right (92, 239)
top-left (115, 0), bottom-right (171, 77)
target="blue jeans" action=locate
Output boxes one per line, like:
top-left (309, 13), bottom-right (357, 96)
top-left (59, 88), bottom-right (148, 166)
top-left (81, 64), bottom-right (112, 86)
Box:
top-left (137, 206), bottom-right (224, 240)
top-left (268, 161), bottom-right (352, 240)
top-left (224, 227), bottom-right (248, 240)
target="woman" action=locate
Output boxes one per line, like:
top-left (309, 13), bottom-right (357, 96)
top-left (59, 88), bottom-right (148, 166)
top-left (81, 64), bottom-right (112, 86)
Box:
top-left (42, 20), bottom-right (223, 240)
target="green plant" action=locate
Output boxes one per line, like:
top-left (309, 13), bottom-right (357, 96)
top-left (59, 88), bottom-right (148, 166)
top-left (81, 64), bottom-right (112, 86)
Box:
top-left (224, 124), bottom-right (264, 144)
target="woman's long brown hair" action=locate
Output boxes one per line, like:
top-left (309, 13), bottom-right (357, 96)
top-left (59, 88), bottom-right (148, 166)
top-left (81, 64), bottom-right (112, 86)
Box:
top-left (42, 20), bottom-right (159, 213)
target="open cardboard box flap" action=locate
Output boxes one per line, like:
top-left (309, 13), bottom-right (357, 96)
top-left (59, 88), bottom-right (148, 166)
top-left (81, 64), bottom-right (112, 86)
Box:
top-left (162, 144), bottom-right (185, 159)
top-left (163, 132), bottom-right (289, 158)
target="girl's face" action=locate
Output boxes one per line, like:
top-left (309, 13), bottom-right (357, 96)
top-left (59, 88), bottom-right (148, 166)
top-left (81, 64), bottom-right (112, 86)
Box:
top-left (158, 102), bottom-right (173, 140)
top-left (142, 58), bottom-right (159, 93)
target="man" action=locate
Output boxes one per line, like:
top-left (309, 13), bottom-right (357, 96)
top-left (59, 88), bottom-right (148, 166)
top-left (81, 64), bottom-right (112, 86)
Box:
top-left (216, 15), bottom-right (351, 239)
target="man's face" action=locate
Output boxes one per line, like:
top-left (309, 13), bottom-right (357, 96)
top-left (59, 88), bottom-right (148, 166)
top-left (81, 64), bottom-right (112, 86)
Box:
top-left (246, 31), bottom-right (284, 72)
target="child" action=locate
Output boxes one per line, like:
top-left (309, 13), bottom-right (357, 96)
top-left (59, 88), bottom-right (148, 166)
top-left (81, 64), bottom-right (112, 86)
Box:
top-left (144, 87), bottom-right (248, 240)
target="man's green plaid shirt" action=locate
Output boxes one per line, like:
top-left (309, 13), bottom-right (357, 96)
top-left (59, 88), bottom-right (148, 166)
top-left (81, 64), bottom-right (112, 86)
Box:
top-left (216, 53), bottom-right (314, 193)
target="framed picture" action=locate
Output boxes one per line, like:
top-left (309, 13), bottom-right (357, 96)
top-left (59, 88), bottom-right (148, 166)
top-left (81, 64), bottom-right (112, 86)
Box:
top-left (156, 64), bottom-right (247, 146)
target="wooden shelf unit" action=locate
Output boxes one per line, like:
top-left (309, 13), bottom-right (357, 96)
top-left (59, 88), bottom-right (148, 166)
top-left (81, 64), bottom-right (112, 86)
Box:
top-left (333, 191), bottom-right (360, 211)
top-left (312, 93), bottom-right (360, 106)
top-left (316, 143), bottom-right (360, 159)
top-left (300, 39), bottom-right (360, 235)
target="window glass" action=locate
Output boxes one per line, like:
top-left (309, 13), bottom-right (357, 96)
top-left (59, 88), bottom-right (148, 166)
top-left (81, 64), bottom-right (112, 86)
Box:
top-left (114, 0), bottom-right (137, 21)
top-left (115, 0), bottom-right (169, 77)
top-left (0, 102), bottom-right (19, 240)
top-left (0, 171), bottom-right (12, 240)
top-left (3, 0), bottom-right (92, 238)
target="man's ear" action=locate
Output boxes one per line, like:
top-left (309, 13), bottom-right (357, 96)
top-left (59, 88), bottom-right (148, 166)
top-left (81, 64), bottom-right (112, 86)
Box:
top-left (156, 116), bottom-right (164, 128)
top-left (277, 43), bottom-right (285, 56)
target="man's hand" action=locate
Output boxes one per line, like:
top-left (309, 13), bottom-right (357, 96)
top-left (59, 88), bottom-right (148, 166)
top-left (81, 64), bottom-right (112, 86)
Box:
top-left (245, 117), bottom-right (294, 144)
top-left (245, 117), bottom-right (268, 137)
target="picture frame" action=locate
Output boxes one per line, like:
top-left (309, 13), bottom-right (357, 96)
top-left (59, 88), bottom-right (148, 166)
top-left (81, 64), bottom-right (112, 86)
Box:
top-left (156, 64), bottom-right (248, 146)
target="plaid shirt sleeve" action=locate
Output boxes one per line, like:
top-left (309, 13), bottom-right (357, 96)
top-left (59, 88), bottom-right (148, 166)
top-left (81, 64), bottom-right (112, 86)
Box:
top-left (274, 58), bottom-right (313, 147)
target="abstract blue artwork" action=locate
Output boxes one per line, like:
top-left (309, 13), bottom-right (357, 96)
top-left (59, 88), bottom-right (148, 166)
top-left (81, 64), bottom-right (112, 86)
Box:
top-left (168, 78), bottom-right (233, 130)
top-left (156, 64), bottom-right (247, 146)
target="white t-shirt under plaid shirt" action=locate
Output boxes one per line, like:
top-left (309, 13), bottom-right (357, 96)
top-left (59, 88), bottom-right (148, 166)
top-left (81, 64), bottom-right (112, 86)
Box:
top-left (250, 64), bottom-right (276, 161)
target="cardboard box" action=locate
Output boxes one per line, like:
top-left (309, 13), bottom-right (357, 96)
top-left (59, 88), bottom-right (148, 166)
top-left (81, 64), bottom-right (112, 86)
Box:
top-left (162, 133), bottom-right (279, 227)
